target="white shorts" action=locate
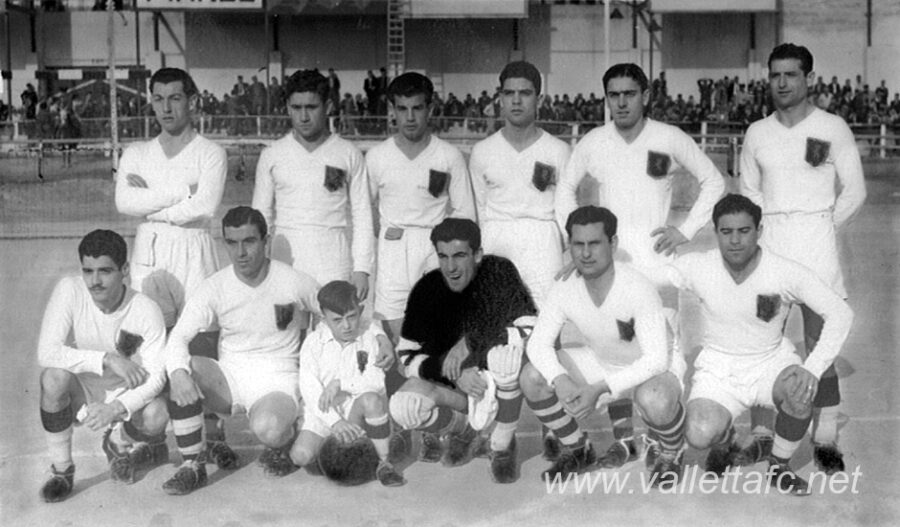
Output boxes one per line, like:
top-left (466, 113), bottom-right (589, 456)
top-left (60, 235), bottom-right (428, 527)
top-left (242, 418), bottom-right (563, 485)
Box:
top-left (75, 373), bottom-right (130, 409)
top-left (272, 225), bottom-right (351, 286)
top-left (761, 211), bottom-right (845, 297)
top-left (688, 339), bottom-right (801, 421)
top-left (482, 218), bottom-right (562, 308)
top-left (300, 391), bottom-right (382, 438)
top-left (374, 226), bottom-right (437, 321)
top-left (560, 345), bottom-right (687, 408)
top-left (130, 222), bottom-right (220, 327)
top-left (218, 357), bottom-right (299, 414)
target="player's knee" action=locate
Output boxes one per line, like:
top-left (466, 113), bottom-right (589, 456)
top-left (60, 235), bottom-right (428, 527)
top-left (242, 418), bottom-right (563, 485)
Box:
top-left (518, 363), bottom-right (550, 399)
top-left (358, 392), bottom-right (386, 416)
top-left (290, 441), bottom-right (316, 467)
top-left (389, 391), bottom-right (436, 430)
top-left (779, 395), bottom-right (812, 419)
top-left (40, 368), bottom-right (73, 399)
top-left (136, 398), bottom-right (169, 435)
top-left (250, 412), bottom-right (295, 447)
top-left (684, 410), bottom-right (724, 450)
top-left (634, 378), bottom-right (678, 422)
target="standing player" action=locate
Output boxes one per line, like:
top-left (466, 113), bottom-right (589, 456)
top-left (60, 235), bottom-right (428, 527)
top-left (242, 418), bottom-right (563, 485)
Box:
top-left (740, 43), bottom-right (866, 473)
top-left (253, 69), bottom-right (374, 298)
top-left (162, 207), bottom-right (319, 495)
top-left (291, 281), bottom-right (404, 486)
top-left (390, 218), bottom-right (537, 483)
top-left (555, 63), bottom-right (724, 468)
top-left (37, 230), bottom-right (169, 502)
top-left (655, 194), bottom-right (853, 495)
top-left (520, 207), bottom-right (687, 486)
top-left (468, 61), bottom-right (571, 308)
top-left (114, 67), bottom-right (226, 330)
top-left (366, 72), bottom-right (475, 342)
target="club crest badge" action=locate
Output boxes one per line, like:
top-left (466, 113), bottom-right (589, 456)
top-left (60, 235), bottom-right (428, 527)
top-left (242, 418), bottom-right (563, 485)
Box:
top-left (532, 162), bottom-right (556, 192)
top-left (274, 303), bottom-right (296, 330)
top-left (646, 151), bottom-right (671, 178)
top-left (617, 318), bottom-right (636, 342)
top-left (756, 294), bottom-right (781, 322)
top-left (324, 165), bottom-right (347, 191)
top-left (116, 330), bottom-right (144, 358)
top-left (428, 170), bottom-right (449, 198)
top-left (356, 350), bottom-right (369, 373)
top-left (805, 137), bottom-right (830, 167)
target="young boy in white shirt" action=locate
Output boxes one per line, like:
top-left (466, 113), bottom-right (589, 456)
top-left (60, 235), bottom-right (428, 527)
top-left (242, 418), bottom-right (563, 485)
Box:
top-left (292, 281), bottom-right (404, 486)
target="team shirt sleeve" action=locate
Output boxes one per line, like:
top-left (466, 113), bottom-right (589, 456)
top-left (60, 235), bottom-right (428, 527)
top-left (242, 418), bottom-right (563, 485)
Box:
top-left (146, 143), bottom-right (227, 225)
top-left (447, 148), bottom-right (477, 221)
top-left (347, 147), bottom-right (375, 275)
top-left (739, 127), bottom-right (765, 207)
top-left (37, 277), bottom-right (106, 375)
top-left (782, 263), bottom-right (854, 379)
top-left (672, 129), bottom-right (725, 240)
top-left (468, 144), bottom-right (488, 224)
top-left (830, 122), bottom-right (867, 228)
top-left (555, 140), bottom-right (587, 234)
top-left (114, 145), bottom-right (184, 217)
top-left (251, 146), bottom-right (277, 230)
top-left (165, 281), bottom-right (218, 376)
top-left (525, 284), bottom-right (569, 384)
top-left (115, 299), bottom-right (168, 420)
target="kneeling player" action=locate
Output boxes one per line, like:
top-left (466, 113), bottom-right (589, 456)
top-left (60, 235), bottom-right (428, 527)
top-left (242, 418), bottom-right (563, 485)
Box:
top-left (290, 280), bottom-right (404, 486)
top-left (163, 207), bottom-right (319, 495)
top-left (520, 206), bottom-right (687, 486)
top-left (38, 229), bottom-right (169, 502)
top-left (656, 195), bottom-right (853, 495)
top-left (389, 218), bottom-right (537, 483)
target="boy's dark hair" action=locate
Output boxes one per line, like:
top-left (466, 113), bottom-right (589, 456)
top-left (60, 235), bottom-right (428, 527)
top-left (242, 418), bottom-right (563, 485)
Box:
top-left (78, 229), bottom-right (128, 269)
top-left (222, 206), bottom-right (268, 239)
top-left (565, 206), bottom-right (618, 240)
top-left (387, 72), bottom-right (435, 105)
top-left (430, 218), bottom-right (481, 252)
top-left (150, 68), bottom-right (199, 97)
top-left (317, 280), bottom-right (360, 316)
top-left (712, 194), bottom-right (762, 228)
top-left (499, 61), bottom-right (542, 95)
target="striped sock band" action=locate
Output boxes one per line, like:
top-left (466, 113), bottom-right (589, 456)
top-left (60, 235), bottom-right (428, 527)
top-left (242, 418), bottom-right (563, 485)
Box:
top-left (168, 400), bottom-right (204, 461)
top-left (527, 395), bottom-right (581, 446)
top-left (644, 402), bottom-right (685, 452)
top-left (608, 399), bottom-right (634, 440)
top-left (364, 414), bottom-right (391, 440)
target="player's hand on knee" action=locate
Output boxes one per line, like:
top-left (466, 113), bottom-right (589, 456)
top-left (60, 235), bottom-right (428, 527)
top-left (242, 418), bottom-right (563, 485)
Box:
top-left (457, 367), bottom-right (487, 400)
top-left (332, 420), bottom-right (365, 444)
top-left (169, 369), bottom-right (203, 407)
top-left (552, 375), bottom-right (579, 409)
top-left (83, 401), bottom-right (126, 431)
top-left (554, 260), bottom-right (577, 281)
top-left (350, 272), bottom-right (370, 301)
top-left (374, 335), bottom-right (396, 370)
top-left (651, 226), bottom-right (688, 255)
top-left (104, 353), bottom-right (148, 389)
top-left (566, 385), bottom-right (602, 420)
top-left (319, 380), bottom-right (342, 413)
top-left (781, 365), bottom-right (818, 408)
top-left (126, 173), bottom-right (148, 188)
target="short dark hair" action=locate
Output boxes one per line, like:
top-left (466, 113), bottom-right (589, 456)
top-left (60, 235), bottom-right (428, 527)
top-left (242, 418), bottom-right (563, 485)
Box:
top-left (78, 229), bottom-right (127, 269)
top-left (284, 69), bottom-right (329, 103)
top-left (768, 43), bottom-right (814, 75)
top-left (603, 63), bottom-right (649, 94)
top-left (499, 61), bottom-right (542, 95)
top-left (150, 68), bottom-right (199, 97)
top-left (712, 194), bottom-right (762, 228)
top-left (430, 218), bottom-right (481, 252)
top-left (222, 206), bottom-right (268, 239)
top-left (565, 206), bottom-right (618, 240)
top-left (387, 72), bottom-right (434, 105)
top-left (317, 280), bottom-right (359, 316)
